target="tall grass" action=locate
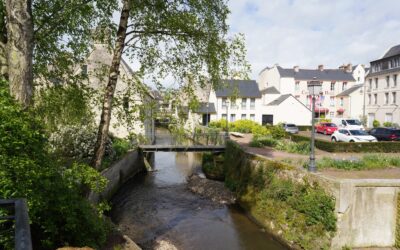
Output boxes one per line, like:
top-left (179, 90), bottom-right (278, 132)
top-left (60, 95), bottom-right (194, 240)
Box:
top-left (316, 155), bottom-right (400, 170)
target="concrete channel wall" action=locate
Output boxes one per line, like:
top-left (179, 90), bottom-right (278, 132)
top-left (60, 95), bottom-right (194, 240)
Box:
top-left (89, 150), bottom-right (147, 203)
top-left (318, 176), bottom-right (400, 249)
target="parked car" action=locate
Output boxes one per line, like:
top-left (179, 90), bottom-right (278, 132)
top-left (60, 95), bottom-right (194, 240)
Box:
top-left (331, 118), bottom-right (365, 130)
top-left (331, 129), bottom-right (377, 142)
top-left (282, 123), bottom-right (299, 134)
top-left (368, 127), bottom-right (400, 141)
top-left (316, 122), bottom-right (338, 135)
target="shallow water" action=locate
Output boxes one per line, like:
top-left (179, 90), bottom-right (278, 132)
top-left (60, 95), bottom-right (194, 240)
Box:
top-left (110, 129), bottom-right (286, 250)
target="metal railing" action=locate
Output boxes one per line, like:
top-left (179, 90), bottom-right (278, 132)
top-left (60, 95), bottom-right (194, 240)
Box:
top-left (0, 199), bottom-right (32, 250)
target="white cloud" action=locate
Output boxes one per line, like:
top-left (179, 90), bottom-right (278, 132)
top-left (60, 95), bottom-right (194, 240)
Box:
top-left (227, 0), bottom-right (400, 78)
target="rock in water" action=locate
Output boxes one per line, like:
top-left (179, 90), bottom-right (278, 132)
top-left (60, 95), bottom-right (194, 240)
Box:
top-left (187, 174), bottom-right (236, 204)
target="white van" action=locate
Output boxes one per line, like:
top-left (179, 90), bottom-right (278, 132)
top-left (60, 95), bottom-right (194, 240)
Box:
top-left (331, 118), bottom-right (365, 130)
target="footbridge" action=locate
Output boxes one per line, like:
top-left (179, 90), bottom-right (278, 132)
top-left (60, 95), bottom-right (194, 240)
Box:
top-left (139, 144), bottom-right (225, 152)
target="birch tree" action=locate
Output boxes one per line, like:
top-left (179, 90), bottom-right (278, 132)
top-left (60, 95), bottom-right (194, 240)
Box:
top-left (92, 0), bottom-right (250, 169)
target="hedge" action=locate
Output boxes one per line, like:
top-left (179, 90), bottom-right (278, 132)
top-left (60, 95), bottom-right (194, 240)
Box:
top-left (288, 134), bottom-right (400, 153)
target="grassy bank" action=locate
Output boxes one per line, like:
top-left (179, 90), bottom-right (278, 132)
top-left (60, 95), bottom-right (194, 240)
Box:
top-left (222, 141), bottom-right (336, 249)
top-left (316, 155), bottom-right (400, 171)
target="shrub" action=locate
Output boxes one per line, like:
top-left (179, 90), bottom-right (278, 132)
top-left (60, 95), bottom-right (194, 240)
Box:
top-left (251, 136), bottom-right (278, 147)
top-left (0, 80), bottom-right (109, 249)
top-left (290, 134), bottom-right (400, 153)
top-left (275, 140), bottom-right (310, 155)
top-left (383, 122), bottom-right (393, 127)
top-left (201, 153), bottom-right (224, 180)
top-left (373, 119), bottom-right (380, 128)
top-left (269, 125), bottom-right (287, 139)
top-left (209, 119), bottom-right (230, 131)
top-left (317, 155), bottom-right (400, 170)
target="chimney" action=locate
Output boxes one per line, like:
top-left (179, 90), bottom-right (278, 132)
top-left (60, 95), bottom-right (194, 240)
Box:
top-left (293, 66), bottom-right (299, 72)
top-left (339, 64), bottom-right (345, 71)
top-left (318, 64), bottom-right (324, 71)
top-left (345, 63), bottom-right (352, 73)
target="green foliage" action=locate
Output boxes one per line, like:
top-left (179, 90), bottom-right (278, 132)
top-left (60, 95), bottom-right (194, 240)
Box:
top-left (251, 136), bottom-right (310, 155)
top-left (0, 80), bottom-right (109, 249)
top-left (383, 121), bottom-right (393, 127)
top-left (269, 125), bottom-right (287, 139)
top-left (223, 141), bottom-right (336, 249)
top-left (209, 119), bottom-right (230, 131)
top-left (373, 119), bottom-right (380, 128)
top-left (209, 119), bottom-right (270, 136)
top-left (34, 84), bottom-right (95, 132)
top-left (250, 136), bottom-right (278, 147)
top-left (290, 133), bottom-right (400, 153)
top-left (201, 153), bottom-right (224, 180)
top-left (316, 155), bottom-right (400, 170)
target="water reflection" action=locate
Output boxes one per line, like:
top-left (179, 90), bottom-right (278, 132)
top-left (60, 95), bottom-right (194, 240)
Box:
top-left (110, 129), bottom-right (286, 250)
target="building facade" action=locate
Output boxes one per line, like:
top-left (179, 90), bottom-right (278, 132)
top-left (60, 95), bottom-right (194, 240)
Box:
top-left (365, 44), bottom-right (400, 127)
top-left (258, 64), bottom-right (359, 119)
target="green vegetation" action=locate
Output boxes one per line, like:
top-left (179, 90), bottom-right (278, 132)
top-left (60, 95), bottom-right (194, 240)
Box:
top-left (202, 153), bottom-right (225, 181)
top-left (396, 195), bottom-right (400, 248)
top-left (290, 133), bottom-right (400, 153)
top-left (251, 135), bottom-right (310, 155)
top-left (224, 141), bottom-right (336, 249)
top-left (209, 119), bottom-right (270, 136)
top-left (316, 155), bottom-right (400, 170)
top-left (0, 80), bottom-right (110, 249)
top-left (373, 119), bottom-right (380, 128)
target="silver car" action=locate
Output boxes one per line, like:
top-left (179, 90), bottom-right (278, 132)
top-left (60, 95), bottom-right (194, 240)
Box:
top-left (282, 123), bottom-right (299, 134)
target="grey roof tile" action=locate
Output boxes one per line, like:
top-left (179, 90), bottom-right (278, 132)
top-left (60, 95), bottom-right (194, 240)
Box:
top-left (215, 79), bottom-right (261, 98)
top-left (277, 66), bottom-right (355, 81)
top-left (261, 86), bottom-right (280, 94)
top-left (381, 44), bottom-right (400, 59)
top-left (336, 84), bottom-right (363, 97)
top-left (195, 102), bottom-right (216, 114)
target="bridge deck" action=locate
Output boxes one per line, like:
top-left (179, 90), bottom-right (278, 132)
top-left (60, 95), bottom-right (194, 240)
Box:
top-left (139, 145), bottom-right (225, 152)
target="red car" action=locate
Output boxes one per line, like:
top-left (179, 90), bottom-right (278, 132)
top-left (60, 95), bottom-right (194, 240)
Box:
top-left (316, 122), bottom-right (338, 135)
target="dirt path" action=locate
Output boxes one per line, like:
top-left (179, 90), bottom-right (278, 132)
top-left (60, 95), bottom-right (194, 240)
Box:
top-left (230, 133), bottom-right (400, 179)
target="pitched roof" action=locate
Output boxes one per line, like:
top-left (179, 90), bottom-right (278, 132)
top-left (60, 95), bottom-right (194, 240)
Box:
top-left (195, 102), bottom-right (216, 114)
top-left (381, 44), bottom-right (400, 59)
top-left (267, 94), bottom-right (292, 105)
top-left (276, 66), bottom-right (355, 81)
top-left (336, 84), bottom-right (363, 97)
top-left (215, 79), bottom-right (261, 98)
top-left (260, 86), bottom-right (280, 94)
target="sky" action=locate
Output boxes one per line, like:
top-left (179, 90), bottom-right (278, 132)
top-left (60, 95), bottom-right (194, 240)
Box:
top-left (227, 0), bottom-right (400, 79)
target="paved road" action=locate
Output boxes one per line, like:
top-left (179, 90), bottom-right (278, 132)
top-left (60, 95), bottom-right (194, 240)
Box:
top-left (298, 130), bottom-right (332, 141)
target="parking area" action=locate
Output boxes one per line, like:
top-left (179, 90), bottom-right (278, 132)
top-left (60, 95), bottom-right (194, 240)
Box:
top-left (297, 130), bottom-right (332, 141)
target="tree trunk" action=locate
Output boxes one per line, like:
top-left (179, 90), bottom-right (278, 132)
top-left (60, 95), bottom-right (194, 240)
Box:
top-left (5, 0), bottom-right (34, 107)
top-left (92, 0), bottom-right (130, 170)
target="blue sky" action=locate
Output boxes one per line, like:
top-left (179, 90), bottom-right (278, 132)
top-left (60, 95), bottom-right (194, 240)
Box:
top-left (227, 0), bottom-right (400, 79)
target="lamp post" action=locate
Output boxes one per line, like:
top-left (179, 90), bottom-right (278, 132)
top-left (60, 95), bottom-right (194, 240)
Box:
top-left (206, 102), bottom-right (209, 127)
top-left (225, 99), bottom-right (230, 140)
top-left (307, 77), bottom-right (322, 172)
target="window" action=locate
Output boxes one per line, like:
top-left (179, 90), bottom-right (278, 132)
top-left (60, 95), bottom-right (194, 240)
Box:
top-left (368, 94), bottom-right (371, 105)
top-left (222, 98), bottom-right (227, 108)
top-left (241, 114), bottom-right (246, 120)
top-left (250, 98), bottom-right (255, 110)
top-left (375, 78), bottom-right (378, 89)
top-left (250, 114), bottom-right (255, 121)
top-left (374, 94), bottom-right (378, 105)
top-left (369, 79), bottom-right (372, 90)
top-left (385, 113), bottom-right (393, 123)
top-left (342, 82), bottom-right (347, 91)
top-left (357, 77), bottom-right (360, 82)
top-left (394, 74), bottom-right (398, 87)
top-left (330, 97), bottom-right (335, 107)
top-left (386, 76), bottom-right (390, 88)
top-left (230, 114), bottom-right (236, 122)
top-left (222, 114), bottom-right (227, 119)
top-left (393, 92), bottom-right (397, 104)
top-left (385, 92), bottom-right (389, 104)
top-left (329, 112), bottom-right (334, 118)
top-left (330, 82), bottom-right (335, 91)
top-left (340, 97), bottom-right (344, 106)
top-left (295, 81), bottom-right (300, 91)
top-left (241, 98), bottom-right (247, 109)
top-left (230, 100), bottom-right (236, 109)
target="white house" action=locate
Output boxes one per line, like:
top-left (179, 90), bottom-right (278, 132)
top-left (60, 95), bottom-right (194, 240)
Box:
top-left (78, 42), bottom-right (155, 142)
top-left (258, 64), bottom-right (357, 119)
top-left (365, 44), bottom-right (400, 127)
top-left (336, 84), bottom-right (364, 119)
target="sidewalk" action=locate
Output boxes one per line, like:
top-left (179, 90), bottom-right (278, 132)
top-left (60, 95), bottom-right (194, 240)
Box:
top-left (230, 134), bottom-right (400, 180)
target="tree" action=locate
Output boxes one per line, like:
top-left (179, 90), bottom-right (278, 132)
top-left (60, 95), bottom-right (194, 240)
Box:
top-left (92, 0), bottom-right (249, 169)
top-left (0, 0), bottom-right (117, 107)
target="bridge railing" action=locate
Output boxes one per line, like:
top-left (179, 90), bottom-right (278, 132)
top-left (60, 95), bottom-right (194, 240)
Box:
top-left (0, 199), bottom-right (32, 250)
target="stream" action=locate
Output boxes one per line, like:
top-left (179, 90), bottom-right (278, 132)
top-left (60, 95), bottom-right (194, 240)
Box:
top-left (110, 129), bottom-right (286, 250)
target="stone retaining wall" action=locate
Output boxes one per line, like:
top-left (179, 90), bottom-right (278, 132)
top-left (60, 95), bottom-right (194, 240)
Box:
top-left (89, 150), bottom-right (147, 203)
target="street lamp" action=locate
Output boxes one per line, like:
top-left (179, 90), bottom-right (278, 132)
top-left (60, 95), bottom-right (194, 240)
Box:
top-left (206, 102), bottom-right (209, 127)
top-left (307, 77), bottom-right (322, 172)
top-left (225, 99), bottom-right (230, 140)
